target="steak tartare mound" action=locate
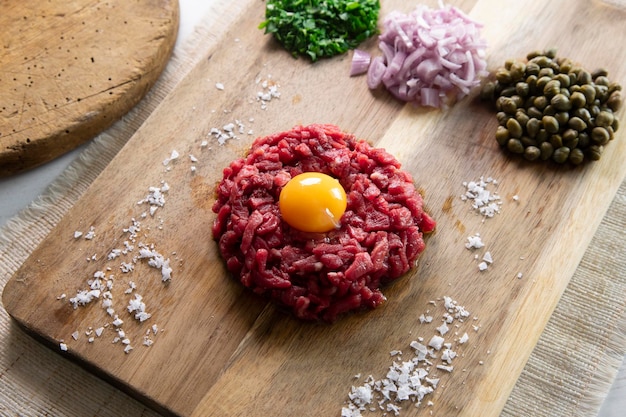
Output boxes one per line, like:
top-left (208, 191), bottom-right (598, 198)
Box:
top-left (212, 124), bottom-right (435, 322)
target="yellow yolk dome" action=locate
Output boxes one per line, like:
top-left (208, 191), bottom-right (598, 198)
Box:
top-left (278, 172), bottom-right (347, 233)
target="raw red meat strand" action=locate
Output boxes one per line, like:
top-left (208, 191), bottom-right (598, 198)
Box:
top-left (212, 124), bottom-right (435, 322)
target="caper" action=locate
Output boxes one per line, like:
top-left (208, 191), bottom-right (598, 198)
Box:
top-left (595, 75), bottom-right (610, 86)
top-left (567, 116), bottom-right (587, 132)
top-left (496, 111), bottom-right (511, 125)
top-left (511, 95), bottom-right (525, 108)
top-left (526, 62), bottom-right (540, 77)
top-left (555, 111), bottom-right (569, 126)
top-left (538, 67), bottom-right (555, 78)
top-left (591, 68), bottom-right (608, 79)
top-left (612, 117), bottom-right (620, 132)
top-left (480, 81), bottom-right (496, 101)
top-left (516, 82), bottom-right (530, 97)
top-left (543, 80), bottom-right (561, 97)
top-left (526, 75), bottom-right (538, 93)
top-left (562, 129), bottom-right (579, 149)
top-left (573, 108), bottom-right (592, 124)
top-left (580, 84), bottom-right (596, 103)
top-left (506, 118), bottom-right (523, 138)
top-left (586, 145), bottom-right (603, 161)
top-left (504, 58), bottom-right (515, 70)
top-left (536, 76), bottom-right (552, 93)
top-left (554, 73), bottom-right (570, 88)
top-left (510, 61), bottom-right (527, 81)
top-left (507, 138), bottom-right (525, 154)
top-left (570, 91), bottom-right (586, 108)
top-left (543, 115), bottom-right (560, 134)
top-left (545, 48), bottom-right (557, 59)
top-left (607, 91), bottom-right (622, 112)
top-left (578, 132), bottom-right (590, 148)
top-left (608, 82), bottom-right (622, 93)
top-left (591, 127), bottom-right (610, 145)
top-left (559, 59), bottom-right (573, 74)
top-left (501, 86), bottom-right (517, 97)
top-left (543, 104), bottom-right (557, 116)
top-left (607, 126), bottom-right (615, 141)
top-left (527, 50), bottom-right (543, 60)
top-left (536, 128), bottom-right (549, 143)
top-left (526, 118), bottom-right (541, 138)
top-left (550, 134), bottom-right (563, 148)
top-left (496, 68), bottom-right (512, 84)
top-left (552, 146), bottom-right (570, 163)
top-left (516, 110), bottom-right (530, 127)
top-left (551, 93), bottom-right (572, 111)
top-left (534, 95), bottom-right (548, 110)
top-left (589, 104), bottom-right (601, 117)
top-left (495, 125), bottom-right (510, 146)
top-left (495, 96), bottom-right (509, 112)
top-left (596, 84), bottom-right (609, 102)
top-left (595, 110), bottom-right (614, 128)
top-left (521, 136), bottom-right (538, 147)
top-left (524, 146), bottom-right (541, 161)
top-left (503, 97), bottom-right (519, 114)
top-left (577, 70), bottom-right (592, 85)
top-left (527, 106), bottom-right (543, 119)
top-left (540, 141), bottom-right (554, 160)
top-left (569, 148), bottom-right (585, 165)
top-left (532, 55), bottom-right (551, 68)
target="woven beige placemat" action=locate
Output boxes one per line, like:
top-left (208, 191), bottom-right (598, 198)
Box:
top-left (1, 3), bottom-right (625, 416)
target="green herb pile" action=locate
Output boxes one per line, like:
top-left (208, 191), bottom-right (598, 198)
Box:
top-left (259, 0), bottom-right (380, 62)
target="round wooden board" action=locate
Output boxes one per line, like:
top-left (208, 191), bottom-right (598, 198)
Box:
top-left (0, 0), bottom-right (179, 176)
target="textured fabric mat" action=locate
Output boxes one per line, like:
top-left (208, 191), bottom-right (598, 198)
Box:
top-left (1, 3), bottom-right (625, 416)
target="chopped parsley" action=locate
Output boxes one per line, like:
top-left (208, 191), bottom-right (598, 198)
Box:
top-left (259, 0), bottom-right (380, 62)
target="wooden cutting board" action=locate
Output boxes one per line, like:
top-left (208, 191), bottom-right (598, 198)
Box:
top-left (3, 0), bottom-right (626, 416)
top-left (0, 0), bottom-right (179, 176)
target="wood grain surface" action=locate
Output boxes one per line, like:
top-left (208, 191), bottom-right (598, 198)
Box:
top-left (3, 0), bottom-right (626, 416)
top-left (0, 0), bottom-right (179, 176)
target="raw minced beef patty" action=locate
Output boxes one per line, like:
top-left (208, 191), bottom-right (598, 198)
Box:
top-left (212, 124), bottom-right (436, 322)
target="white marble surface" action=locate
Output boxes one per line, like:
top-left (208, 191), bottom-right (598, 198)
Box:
top-left (0, 1), bottom-right (623, 416)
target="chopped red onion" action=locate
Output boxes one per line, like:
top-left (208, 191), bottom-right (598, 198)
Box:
top-left (350, 49), bottom-right (372, 76)
top-left (367, 3), bottom-right (488, 108)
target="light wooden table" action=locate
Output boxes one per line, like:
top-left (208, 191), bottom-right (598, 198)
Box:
top-left (0, 1), bottom-right (623, 416)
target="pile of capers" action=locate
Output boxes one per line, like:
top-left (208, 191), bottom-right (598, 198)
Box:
top-left (481, 49), bottom-right (622, 164)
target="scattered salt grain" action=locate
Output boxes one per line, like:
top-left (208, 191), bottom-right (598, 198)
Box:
top-left (482, 251), bottom-right (493, 264)
top-left (162, 150), bottom-right (180, 166)
top-left (428, 335), bottom-right (445, 350)
top-left (255, 77), bottom-right (281, 109)
top-left (215, 82), bottom-right (225, 90)
top-left (342, 297), bottom-right (477, 416)
top-left (127, 294), bottom-right (152, 322)
top-left (59, 343), bottom-right (68, 352)
top-left (465, 233), bottom-right (484, 249)
top-left (73, 231), bottom-right (83, 239)
top-left (84, 226), bottom-right (96, 240)
top-left (461, 176), bottom-right (501, 217)
top-left (436, 364), bottom-right (454, 373)
top-left (478, 261), bottom-right (488, 271)
top-left (458, 332), bottom-right (469, 344)
top-left (419, 314), bottom-right (433, 324)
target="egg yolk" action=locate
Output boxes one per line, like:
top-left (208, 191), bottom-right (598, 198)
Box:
top-left (279, 172), bottom-right (347, 233)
